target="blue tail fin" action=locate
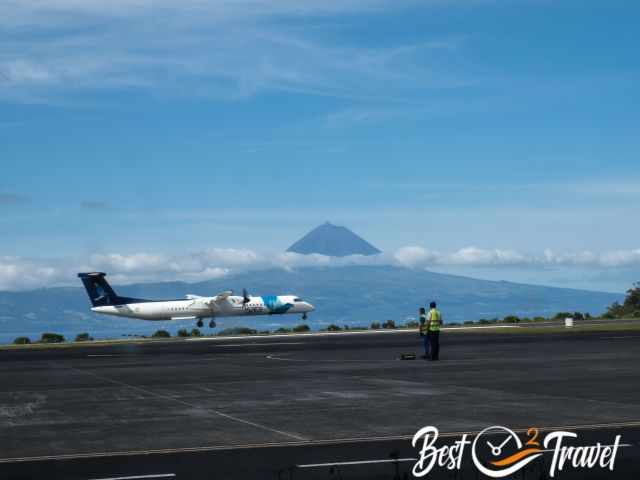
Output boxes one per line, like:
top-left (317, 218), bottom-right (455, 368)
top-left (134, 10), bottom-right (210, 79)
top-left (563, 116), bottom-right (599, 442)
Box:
top-left (78, 272), bottom-right (119, 307)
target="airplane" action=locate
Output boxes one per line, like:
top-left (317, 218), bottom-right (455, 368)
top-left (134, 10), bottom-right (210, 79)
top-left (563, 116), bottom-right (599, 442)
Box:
top-left (78, 272), bottom-right (314, 328)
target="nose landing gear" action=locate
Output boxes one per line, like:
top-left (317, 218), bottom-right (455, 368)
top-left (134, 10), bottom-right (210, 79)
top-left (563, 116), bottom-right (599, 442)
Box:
top-left (302, 313), bottom-right (308, 320)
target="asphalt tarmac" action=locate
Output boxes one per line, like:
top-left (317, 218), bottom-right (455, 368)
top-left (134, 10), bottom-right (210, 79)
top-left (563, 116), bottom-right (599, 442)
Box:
top-left (1, 328), bottom-right (639, 479)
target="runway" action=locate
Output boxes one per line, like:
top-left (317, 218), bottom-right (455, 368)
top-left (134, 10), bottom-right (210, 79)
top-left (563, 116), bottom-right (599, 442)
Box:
top-left (1, 329), bottom-right (639, 479)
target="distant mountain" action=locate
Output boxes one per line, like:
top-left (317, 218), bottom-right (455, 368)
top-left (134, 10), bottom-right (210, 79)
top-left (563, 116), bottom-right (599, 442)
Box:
top-left (287, 222), bottom-right (381, 256)
top-left (0, 266), bottom-right (622, 341)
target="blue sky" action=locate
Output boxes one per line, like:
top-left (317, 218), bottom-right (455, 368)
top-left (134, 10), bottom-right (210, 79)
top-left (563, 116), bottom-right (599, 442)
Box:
top-left (1, 0), bottom-right (639, 292)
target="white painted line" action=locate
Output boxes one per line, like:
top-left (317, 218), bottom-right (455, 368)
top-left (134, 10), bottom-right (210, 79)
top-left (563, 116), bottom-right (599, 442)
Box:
top-left (186, 325), bottom-right (521, 342)
top-left (87, 354), bottom-right (116, 357)
top-left (298, 458), bottom-right (417, 468)
top-left (88, 475), bottom-right (175, 480)
top-left (321, 444), bottom-right (638, 470)
top-left (214, 342), bottom-right (304, 347)
top-left (2, 419), bottom-right (639, 464)
top-left (88, 474), bottom-right (175, 480)
top-left (185, 330), bottom-right (410, 341)
top-left (446, 325), bottom-right (521, 330)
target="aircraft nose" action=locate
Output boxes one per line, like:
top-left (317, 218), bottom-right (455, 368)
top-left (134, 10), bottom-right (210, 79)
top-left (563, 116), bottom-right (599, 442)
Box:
top-left (307, 302), bottom-right (315, 312)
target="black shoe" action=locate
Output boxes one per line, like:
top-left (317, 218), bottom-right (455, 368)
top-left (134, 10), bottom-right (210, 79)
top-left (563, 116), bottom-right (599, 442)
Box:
top-left (421, 355), bottom-right (428, 359)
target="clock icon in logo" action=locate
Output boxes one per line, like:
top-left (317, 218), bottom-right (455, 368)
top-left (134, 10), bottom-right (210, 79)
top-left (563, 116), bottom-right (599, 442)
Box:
top-left (472, 426), bottom-right (543, 478)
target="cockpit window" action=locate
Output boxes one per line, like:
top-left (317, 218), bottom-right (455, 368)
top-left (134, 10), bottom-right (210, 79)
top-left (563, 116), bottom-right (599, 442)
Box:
top-left (294, 298), bottom-right (303, 302)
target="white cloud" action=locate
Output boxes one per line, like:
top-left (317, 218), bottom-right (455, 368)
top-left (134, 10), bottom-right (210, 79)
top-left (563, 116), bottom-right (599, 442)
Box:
top-left (446, 247), bottom-right (529, 266)
top-left (393, 246), bottom-right (529, 268)
top-left (0, 256), bottom-right (66, 290)
top-left (2, 244), bottom-right (640, 291)
top-left (86, 248), bottom-right (260, 283)
top-left (393, 246), bottom-right (640, 269)
top-left (393, 246), bottom-right (438, 267)
top-left (543, 248), bottom-right (640, 268)
top-left (275, 251), bottom-right (390, 270)
top-left (0, 0), bottom-right (470, 103)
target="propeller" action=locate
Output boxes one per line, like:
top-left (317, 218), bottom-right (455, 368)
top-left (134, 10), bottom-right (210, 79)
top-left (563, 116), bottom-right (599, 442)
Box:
top-left (242, 288), bottom-right (250, 305)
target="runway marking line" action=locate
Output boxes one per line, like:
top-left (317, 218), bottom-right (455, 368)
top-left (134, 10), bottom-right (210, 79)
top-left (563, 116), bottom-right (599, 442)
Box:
top-left (214, 342), bottom-right (304, 347)
top-left (88, 475), bottom-right (175, 480)
top-left (298, 458), bottom-right (417, 468)
top-left (185, 324), bottom-right (523, 343)
top-left (53, 363), bottom-right (306, 443)
top-left (2, 420), bottom-right (639, 464)
top-left (299, 443), bottom-right (636, 469)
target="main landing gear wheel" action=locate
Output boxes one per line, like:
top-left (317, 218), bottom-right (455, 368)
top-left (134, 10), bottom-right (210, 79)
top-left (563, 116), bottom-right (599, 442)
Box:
top-left (209, 320), bottom-right (216, 328)
top-left (196, 319), bottom-right (203, 328)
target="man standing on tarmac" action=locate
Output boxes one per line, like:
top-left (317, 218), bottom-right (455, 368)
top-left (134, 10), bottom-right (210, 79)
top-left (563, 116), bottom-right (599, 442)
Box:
top-left (426, 301), bottom-right (442, 361)
top-left (419, 307), bottom-right (430, 359)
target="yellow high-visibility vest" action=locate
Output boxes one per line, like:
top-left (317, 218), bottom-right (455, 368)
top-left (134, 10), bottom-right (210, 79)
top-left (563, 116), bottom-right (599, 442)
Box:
top-left (428, 309), bottom-right (442, 332)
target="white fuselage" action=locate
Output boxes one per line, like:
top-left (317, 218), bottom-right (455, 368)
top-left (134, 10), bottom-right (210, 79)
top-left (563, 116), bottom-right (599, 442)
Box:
top-left (91, 294), bottom-right (314, 321)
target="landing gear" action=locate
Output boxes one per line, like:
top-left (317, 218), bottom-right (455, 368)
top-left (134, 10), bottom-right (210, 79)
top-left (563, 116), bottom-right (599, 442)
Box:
top-left (196, 319), bottom-right (203, 328)
top-left (209, 320), bottom-right (216, 328)
top-left (302, 313), bottom-right (308, 321)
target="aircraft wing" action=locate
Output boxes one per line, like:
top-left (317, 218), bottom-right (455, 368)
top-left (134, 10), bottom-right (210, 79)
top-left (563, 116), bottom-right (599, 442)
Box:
top-left (185, 294), bottom-right (202, 300)
top-left (211, 291), bottom-right (233, 304)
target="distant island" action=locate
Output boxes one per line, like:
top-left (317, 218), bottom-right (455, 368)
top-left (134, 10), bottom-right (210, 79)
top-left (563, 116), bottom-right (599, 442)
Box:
top-left (0, 224), bottom-right (633, 343)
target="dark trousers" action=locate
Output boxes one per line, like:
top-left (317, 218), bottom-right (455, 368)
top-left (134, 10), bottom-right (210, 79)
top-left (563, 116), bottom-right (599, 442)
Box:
top-left (428, 331), bottom-right (440, 360)
top-left (422, 333), bottom-right (430, 356)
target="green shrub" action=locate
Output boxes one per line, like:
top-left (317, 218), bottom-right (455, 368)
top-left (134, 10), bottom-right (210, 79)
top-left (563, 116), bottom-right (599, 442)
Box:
top-left (406, 320), bottom-right (419, 328)
top-left (478, 319), bottom-right (491, 325)
top-left (177, 328), bottom-right (189, 337)
top-left (190, 328), bottom-right (201, 337)
top-left (259, 330), bottom-right (271, 335)
top-left (533, 317), bottom-right (546, 322)
top-left (464, 320), bottom-right (475, 325)
top-left (292, 324), bottom-right (310, 332)
top-left (75, 333), bottom-right (93, 342)
top-left (382, 320), bottom-right (396, 329)
top-left (326, 324), bottom-right (342, 331)
top-left (370, 322), bottom-right (381, 330)
top-left (218, 327), bottom-right (257, 336)
top-left (41, 332), bottom-right (65, 343)
top-left (152, 329), bottom-right (171, 338)
top-left (502, 315), bottom-right (520, 324)
top-left (13, 336), bottom-right (30, 345)
top-left (275, 327), bottom-right (292, 334)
